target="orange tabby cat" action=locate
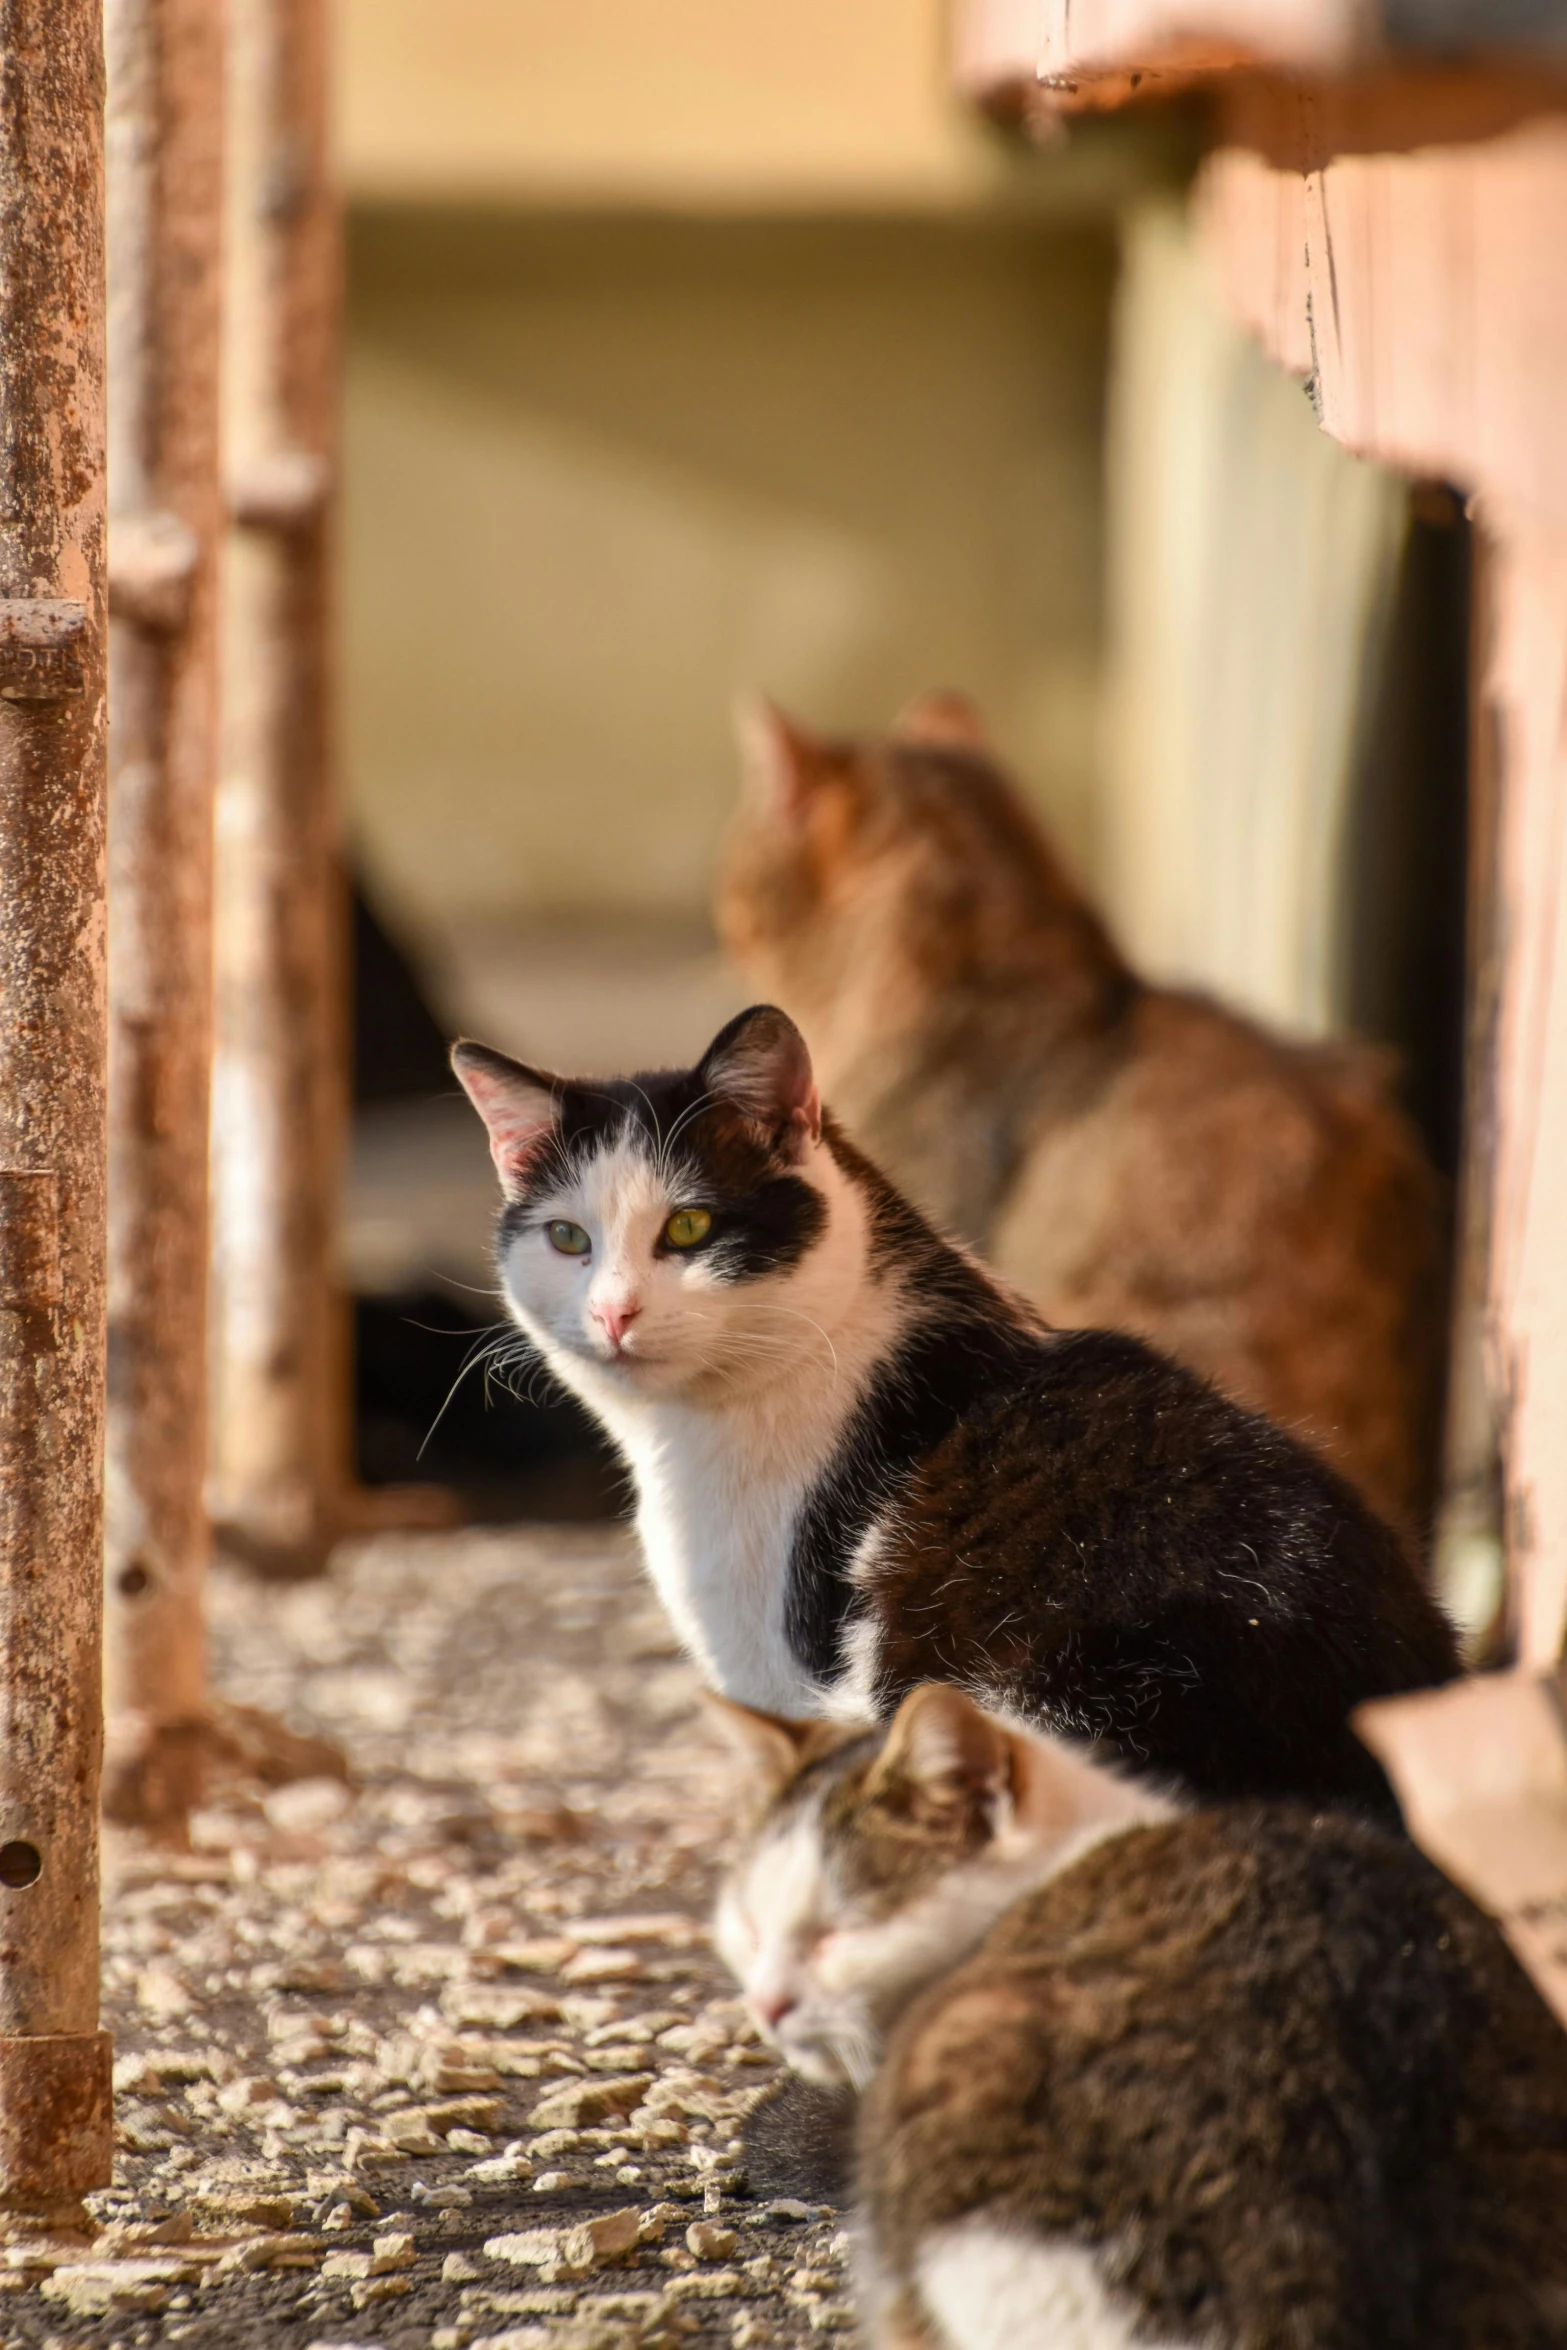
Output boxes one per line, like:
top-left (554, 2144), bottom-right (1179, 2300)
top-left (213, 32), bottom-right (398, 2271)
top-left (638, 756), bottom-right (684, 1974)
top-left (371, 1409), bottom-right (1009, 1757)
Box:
top-left (717, 694), bottom-right (1447, 1542)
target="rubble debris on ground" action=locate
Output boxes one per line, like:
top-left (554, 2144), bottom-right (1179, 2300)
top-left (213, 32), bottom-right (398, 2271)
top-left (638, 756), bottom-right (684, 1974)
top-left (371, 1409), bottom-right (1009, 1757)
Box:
top-left (0, 1528), bottom-right (855, 2350)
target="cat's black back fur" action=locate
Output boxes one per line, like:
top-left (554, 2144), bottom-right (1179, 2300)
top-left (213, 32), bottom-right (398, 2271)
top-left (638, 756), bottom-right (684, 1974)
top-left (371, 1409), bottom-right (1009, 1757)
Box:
top-left (796, 1126), bottom-right (1456, 1812)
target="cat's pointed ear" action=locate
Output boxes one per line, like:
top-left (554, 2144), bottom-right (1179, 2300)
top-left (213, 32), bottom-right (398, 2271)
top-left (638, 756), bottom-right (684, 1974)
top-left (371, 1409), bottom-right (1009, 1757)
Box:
top-left (699, 1005), bottom-right (822, 1155)
top-left (734, 694), bottom-right (827, 823)
top-left (869, 1684), bottom-right (1010, 1811)
top-left (705, 1693), bottom-right (852, 1809)
top-left (892, 689), bottom-right (989, 753)
top-left (451, 1040), bottom-right (561, 1197)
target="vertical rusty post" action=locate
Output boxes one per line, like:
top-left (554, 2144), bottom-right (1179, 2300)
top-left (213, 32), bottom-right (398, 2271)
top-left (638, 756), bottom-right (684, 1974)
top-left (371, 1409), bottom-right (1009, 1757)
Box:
top-left (103, 0), bottom-right (224, 1831)
top-left (210, 0), bottom-right (345, 1575)
top-left (0, 0), bottom-right (114, 2219)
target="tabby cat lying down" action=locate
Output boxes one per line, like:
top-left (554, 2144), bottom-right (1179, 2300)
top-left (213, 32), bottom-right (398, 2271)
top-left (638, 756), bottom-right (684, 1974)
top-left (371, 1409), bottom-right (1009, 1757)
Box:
top-left (718, 696), bottom-right (1447, 1541)
top-left (716, 1685), bottom-right (1567, 2350)
top-left (453, 1006), bottom-right (1454, 1813)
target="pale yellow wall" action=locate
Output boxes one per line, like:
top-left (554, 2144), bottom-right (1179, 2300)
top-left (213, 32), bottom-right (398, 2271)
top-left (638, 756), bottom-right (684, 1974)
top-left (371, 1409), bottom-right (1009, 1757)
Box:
top-left (344, 211), bottom-right (1116, 971)
top-left (334, 0), bottom-right (1007, 208)
top-left (1102, 198), bottom-right (1408, 1039)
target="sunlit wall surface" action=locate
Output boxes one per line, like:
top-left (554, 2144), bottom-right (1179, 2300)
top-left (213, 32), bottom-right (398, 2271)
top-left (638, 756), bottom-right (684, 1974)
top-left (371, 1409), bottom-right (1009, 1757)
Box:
top-left (345, 211), bottom-right (1114, 958)
top-left (333, 0), bottom-right (1167, 1073)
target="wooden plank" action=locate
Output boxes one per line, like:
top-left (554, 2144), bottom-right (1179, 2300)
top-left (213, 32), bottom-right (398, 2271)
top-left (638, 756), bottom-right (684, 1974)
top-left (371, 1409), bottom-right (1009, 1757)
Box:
top-left (957, 0), bottom-right (1567, 107)
top-left (957, 0), bottom-right (1368, 105)
top-left (1483, 526), bottom-right (1567, 1665)
top-left (960, 5), bottom-right (1567, 1666)
top-left (1199, 108), bottom-right (1567, 536)
top-left (1196, 115), bottom-right (1567, 1662)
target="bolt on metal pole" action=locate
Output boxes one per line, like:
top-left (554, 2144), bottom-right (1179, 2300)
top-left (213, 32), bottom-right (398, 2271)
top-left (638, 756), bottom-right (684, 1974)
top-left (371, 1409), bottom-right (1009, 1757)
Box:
top-left (210, 0), bottom-right (346, 1577)
top-left (0, 0), bottom-right (114, 2223)
top-left (103, 0), bottom-right (224, 1833)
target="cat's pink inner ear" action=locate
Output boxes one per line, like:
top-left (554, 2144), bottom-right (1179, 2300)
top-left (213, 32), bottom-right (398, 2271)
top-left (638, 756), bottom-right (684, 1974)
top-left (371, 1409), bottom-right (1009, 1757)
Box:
top-left (872, 1683), bottom-right (1009, 1805)
top-left (734, 694), bottom-right (824, 824)
top-left (701, 1005), bottom-right (822, 1149)
top-left (451, 1042), bottom-right (559, 1194)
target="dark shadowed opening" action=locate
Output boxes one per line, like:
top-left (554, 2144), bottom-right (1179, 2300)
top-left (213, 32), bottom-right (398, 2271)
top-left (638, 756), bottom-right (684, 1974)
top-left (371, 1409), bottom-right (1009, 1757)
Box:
top-left (1342, 482), bottom-right (1473, 1185)
top-left (350, 876), bottom-right (623, 1519)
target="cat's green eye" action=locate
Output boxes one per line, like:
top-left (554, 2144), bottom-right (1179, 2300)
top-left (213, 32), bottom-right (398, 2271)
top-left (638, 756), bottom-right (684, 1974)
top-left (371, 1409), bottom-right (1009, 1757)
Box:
top-left (664, 1206), bottom-right (713, 1251)
top-left (547, 1219), bottom-right (591, 1257)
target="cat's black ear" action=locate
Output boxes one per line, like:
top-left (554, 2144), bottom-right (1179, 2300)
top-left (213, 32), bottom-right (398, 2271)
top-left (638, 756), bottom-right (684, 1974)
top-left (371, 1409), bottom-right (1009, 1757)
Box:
top-left (869, 1684), bottom-right (1010, 1813)
top-left (705, 1693), bottom-right (852, 1810)
top-left (699, 1005), bottom-right (822, 1155)
top-left (451, 1040), bottom-right (561, 1197)
top-left (892, 688), bottom-right (989, 753)
top-left (734, 694), bottom-right (826, 823)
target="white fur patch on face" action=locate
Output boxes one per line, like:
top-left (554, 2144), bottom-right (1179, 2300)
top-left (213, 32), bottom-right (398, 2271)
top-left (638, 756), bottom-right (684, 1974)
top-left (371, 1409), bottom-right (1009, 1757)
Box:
top-left (714, 1802), bottom-right (867, 2087)
top-left (916, 2222), bottom-right (1201, 2350)
top-left (498, 1131), bottom-right (746, 1399)
top-left (790, 1832), bottom-right (1080, 2096)
top-left (715, 1789), bottom-right (1037, 2095)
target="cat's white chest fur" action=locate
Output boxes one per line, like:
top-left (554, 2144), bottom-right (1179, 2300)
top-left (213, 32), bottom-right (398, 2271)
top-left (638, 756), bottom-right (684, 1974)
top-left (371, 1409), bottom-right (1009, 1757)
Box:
top-left (601, 1259), bottom-right (905, 1714)
top-left (622, 1403), bottom-right (825, 1713)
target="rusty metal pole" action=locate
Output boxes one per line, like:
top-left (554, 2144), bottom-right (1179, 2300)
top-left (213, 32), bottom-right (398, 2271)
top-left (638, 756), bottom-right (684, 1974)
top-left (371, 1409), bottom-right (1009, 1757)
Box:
top-left (0, 0), bottom-right (114, 2222)
top-left (102, 0), bottom-right (224, 1832)
top-left (210, 0), bottom-right (345, 1576)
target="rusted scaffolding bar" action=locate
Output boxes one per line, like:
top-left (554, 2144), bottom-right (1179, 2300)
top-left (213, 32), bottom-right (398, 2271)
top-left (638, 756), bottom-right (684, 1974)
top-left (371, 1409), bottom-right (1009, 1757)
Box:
top-left (210, 0), bottom-right (344, 1576)
top-left (0, 0), bottom-right (114, 2218)
top-left (103, 0), bottom-right (224, 1832)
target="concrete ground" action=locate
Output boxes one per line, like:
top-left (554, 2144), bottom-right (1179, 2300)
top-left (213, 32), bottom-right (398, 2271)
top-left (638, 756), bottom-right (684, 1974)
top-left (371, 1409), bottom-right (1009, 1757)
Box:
top-left (4, 1528), bottom-right (854, 2350)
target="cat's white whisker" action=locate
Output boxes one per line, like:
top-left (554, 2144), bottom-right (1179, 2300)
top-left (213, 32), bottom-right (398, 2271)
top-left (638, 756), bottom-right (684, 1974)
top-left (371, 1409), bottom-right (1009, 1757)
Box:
top-left (656, 1085), bottom-right (719, 1167)
top-left (416, 1324), bottom-right (519, 1457)
top-left (744, 1299), bottom-right (841, 1381)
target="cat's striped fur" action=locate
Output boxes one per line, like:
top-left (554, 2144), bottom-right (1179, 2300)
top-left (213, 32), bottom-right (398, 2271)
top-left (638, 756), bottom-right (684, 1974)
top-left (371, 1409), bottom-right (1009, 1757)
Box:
top-left (716, 1686), bottom-right (1567, 2350)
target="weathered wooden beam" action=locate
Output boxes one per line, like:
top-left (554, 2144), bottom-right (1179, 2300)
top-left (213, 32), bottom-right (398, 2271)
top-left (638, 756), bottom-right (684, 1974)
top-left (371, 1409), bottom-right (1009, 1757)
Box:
top-left (210, 0), bottom-right (345, 1577)
top-left (0, 0), bottom-right (114, 2219)
top-left (1194, 111), bottom-right (1567, 1667)
top-left (958, 5), bottom-right (1340, 114)
top-left (102, 0), bottom-right (224, 1833)
top-left (962, 0), bottom-right (1567, 1674)
top-left (956, 0), bottom-right (1567, 118)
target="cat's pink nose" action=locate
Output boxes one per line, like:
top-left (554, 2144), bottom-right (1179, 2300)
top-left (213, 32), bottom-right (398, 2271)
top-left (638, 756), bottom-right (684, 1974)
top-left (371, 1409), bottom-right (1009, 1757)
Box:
top-left (752, 1987), bottom-right (797, 2030)
top-left (592, 1297), bottom-right (641, 1347)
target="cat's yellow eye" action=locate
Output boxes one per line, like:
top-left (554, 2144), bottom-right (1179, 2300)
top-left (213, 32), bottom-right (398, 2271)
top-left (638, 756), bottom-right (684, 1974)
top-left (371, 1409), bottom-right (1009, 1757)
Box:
top-left (547, 1219), bottom-right (591, 1257)
top-left (664, 1206), bottom-right (712, 1251)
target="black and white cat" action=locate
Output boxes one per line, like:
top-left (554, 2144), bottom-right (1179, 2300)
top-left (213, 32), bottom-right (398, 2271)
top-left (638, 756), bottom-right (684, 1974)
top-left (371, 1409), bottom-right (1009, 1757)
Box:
top-left (713, 1684), bottom-right (1567, 2350)
top-left (453, 1004), bottom-right (1456, 1807)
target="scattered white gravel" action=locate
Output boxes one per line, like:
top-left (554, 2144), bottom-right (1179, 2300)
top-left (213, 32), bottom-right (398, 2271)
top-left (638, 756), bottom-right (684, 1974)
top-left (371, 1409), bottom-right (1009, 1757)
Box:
top-left (0, 1527), bottom-right (855, 2350)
